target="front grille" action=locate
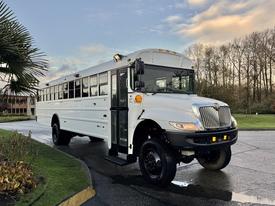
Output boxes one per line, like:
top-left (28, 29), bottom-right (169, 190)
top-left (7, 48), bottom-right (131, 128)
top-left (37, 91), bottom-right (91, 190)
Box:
top-left (199, 106), bottom-right (231, 129)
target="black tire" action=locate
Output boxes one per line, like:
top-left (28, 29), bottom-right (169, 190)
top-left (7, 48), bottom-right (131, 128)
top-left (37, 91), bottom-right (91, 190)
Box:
top-left (89, 136), bottom-right (103, 142)
top-left (52, 123), bottom-right (71, 146)
top-left (197, 147), bottom-right (231, 170)
top-left (139, 139), bottom-right (176, 186)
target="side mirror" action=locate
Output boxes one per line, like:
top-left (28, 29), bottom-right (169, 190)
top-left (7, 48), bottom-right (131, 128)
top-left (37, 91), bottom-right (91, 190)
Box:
top-left (135, 81), bottom-right (145, 90)
top-left (135, 59), bottom-right (144, 75)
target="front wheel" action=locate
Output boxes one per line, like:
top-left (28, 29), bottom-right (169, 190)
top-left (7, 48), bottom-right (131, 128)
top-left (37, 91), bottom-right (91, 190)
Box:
top-left (139, 139), bottom-right (176, 186)
top-left (197, 147), bottom-right (231, 170)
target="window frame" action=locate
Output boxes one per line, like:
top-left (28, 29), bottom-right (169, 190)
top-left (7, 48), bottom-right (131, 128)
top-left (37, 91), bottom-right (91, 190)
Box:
top-left (54, 85), bottom-right (58, 100)
top-left (82, 77), bottom-right (89, 97)
top-left (69, 81), bottom-right (74, 99)
top-left (63, 82), bottom-right (68, 99)
top-left (90, 74), bottom-right (98, 97)
top-left (75, 79), bottom-right (82, 98)
top-left (99, 72), bottom-right (108, 96)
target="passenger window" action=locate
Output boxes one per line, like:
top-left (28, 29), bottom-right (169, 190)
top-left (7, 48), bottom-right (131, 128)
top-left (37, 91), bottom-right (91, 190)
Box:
top-left (90, 75), bottom-right (98, 96)
top-left (40, 90), bottom-right (43, 102)
top-left (58, 84), bottom-right (63, 99)
top-left (99, 72), bottom-right (108, 96)
top-left (50, 87), bottom-right (55, 100)
top-left (44, 89), bottom-right (47, 101)
top-left (41, 90), bottom-right (43, 101)
top-left (39, 90), bottom-right (42, 102)
top-left (69, 81), bottom-right (74, 98)
top-left (54, 85), bottom-right (58, 100)
top-left (75, 79), bottom-right (81, 98)
top-left (63, 83), bottom-right (68, 99)
top-left (47, 88), bottom-right (50, 101)
top-left (37, 91), bottom-right (40, 102)
top-left (82, 77), bottom-right (89, 97)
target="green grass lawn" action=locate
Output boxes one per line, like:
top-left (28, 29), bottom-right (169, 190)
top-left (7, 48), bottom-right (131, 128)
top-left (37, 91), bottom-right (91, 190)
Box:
top-left (0, 115), bottom-right (31, 123)
top-left (234, 114), bottom-right (275, 129)
top-left (0, 129), bottom-right (90, 206)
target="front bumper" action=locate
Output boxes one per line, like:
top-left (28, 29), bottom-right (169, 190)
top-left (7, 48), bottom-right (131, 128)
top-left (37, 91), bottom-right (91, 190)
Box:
top-left (166, 128), bottom-right (238, 151)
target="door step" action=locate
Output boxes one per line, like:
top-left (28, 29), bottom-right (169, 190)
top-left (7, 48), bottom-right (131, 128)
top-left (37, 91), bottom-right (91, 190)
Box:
top-left (105, 155), bottom-right (137, 166)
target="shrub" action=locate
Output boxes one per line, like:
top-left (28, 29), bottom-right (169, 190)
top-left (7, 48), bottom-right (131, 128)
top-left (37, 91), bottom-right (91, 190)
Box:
top-left (0, 131), bottom-right (37, 163)
top-left (0, 131), bottom-right (38, 197)
top-left (0, 161), bottom-right (37, 196)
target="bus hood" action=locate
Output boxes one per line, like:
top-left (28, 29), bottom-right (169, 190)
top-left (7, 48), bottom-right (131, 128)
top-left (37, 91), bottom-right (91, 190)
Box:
top-left (140, 93), bottom-right (229, 129)
top-left (142, 93), bottom-right (228, 111)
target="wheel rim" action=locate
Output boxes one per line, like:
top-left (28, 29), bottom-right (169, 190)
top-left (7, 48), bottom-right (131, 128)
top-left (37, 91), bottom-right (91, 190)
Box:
top-left (143, 147), bottom-right (162, 179)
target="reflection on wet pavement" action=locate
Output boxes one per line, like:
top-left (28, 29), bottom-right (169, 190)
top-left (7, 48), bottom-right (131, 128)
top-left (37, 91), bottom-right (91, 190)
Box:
top-left (172, 179), bottom-right (275, 205)
top-left (232, 192), bottom-right (275, 205)
top-left (171, 180), bottom-right (189, 187)
top-left (111, 174), bottom-right (233, 202)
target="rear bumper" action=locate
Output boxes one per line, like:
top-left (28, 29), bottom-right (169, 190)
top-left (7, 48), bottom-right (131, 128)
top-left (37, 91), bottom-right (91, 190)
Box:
top-left (166, 128), bottom-right (238, 151)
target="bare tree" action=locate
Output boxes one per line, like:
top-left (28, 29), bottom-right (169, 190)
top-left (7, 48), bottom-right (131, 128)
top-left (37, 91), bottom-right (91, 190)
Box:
top-left (185, 26), bottom-right (275, 114)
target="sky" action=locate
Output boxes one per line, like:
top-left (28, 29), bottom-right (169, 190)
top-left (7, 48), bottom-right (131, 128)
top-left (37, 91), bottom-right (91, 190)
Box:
top-left (5, 0), bottom-right (275, 83)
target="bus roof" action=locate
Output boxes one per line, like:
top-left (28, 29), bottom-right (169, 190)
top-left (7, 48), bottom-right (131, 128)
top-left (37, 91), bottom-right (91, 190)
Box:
top-left (42, 48), bottom-right (192, 88)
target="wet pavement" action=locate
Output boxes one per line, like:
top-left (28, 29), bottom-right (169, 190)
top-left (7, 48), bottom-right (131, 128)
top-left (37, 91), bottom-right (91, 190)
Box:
top-left (1, 120), bottom-right (275, 206)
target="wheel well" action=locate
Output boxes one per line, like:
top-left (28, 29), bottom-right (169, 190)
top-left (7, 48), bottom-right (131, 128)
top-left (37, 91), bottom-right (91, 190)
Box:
top-left (133, 119), bottom-right (163, 156)
top-left (51, 114), bottom-right (59, 128)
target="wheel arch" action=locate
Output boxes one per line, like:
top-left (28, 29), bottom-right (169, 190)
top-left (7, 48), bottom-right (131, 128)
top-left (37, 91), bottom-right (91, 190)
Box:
top-left (132, 119), bottom-right (165, 156)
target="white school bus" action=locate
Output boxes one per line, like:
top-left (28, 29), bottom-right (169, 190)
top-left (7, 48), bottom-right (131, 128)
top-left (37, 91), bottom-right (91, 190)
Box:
top-left (36, 49), bottom-right (238, 186)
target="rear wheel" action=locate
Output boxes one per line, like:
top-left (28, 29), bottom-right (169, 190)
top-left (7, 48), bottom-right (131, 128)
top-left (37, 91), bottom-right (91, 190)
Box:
top-left (52, 123), bottom-right (71, 146)
top-left (139, 139), bottom-right (176, 186)
top-left (197, 147), bottom-right (231, 170)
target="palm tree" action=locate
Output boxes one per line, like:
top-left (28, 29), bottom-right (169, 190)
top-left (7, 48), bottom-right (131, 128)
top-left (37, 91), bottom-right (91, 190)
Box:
top-left (0, 0), bottom-right (47, 94)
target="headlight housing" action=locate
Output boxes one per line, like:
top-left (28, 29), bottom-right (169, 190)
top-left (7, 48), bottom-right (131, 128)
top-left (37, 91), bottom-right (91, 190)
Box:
top-left (169, 120), bottom-right (204, 132)
top-left (231, 116), bottom-right (238, 128)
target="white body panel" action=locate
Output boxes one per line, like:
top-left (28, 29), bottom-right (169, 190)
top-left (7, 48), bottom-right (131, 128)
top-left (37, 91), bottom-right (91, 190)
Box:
top-left (36, 95), bottom-right (110, 139)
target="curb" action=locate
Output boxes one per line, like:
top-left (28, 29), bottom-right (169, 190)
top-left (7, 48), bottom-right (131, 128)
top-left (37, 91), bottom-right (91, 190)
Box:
top-left (27, 137), bottom-right (96, 206)
top-left (55, 148), bottom-right (94, 187)
top-left (51, 148), bottom-right (96, 206)
top-left (58, 187), bottom-right (96, 206)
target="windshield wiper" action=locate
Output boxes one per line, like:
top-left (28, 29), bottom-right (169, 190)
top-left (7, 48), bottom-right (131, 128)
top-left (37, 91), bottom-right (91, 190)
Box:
top-left (165, 87), bottom-right (191, 94)
top-left (149, 88), bottom-right (192, 95)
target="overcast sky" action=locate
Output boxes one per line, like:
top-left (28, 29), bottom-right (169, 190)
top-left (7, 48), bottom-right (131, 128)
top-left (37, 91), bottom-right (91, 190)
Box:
top-left (6, 0), bottom-right (275, 83)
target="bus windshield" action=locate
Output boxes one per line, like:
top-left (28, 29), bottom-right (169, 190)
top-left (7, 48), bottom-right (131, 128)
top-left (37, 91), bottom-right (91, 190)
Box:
top-left (139, 64), bottom-right (195, 94)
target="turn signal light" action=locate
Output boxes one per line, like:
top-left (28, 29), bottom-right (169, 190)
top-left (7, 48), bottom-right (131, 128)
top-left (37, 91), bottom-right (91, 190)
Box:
top-left (135, 95), bottom-right (143, 103)
top-left (223, 135), bottom-right (228, 141)
top-left (211, 136), bottom-right (217, 142)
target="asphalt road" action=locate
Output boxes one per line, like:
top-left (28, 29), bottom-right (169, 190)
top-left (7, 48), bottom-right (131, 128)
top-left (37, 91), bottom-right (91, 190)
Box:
top-left (1, 120), bottom-right (275, 206)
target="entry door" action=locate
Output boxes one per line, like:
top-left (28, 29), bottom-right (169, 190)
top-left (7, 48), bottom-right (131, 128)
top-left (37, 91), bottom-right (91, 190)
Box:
top-left (110, 68), bottom-right (128, 154)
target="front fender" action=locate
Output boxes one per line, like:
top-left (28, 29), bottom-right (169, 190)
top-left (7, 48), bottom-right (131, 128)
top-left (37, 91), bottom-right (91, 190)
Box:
top-left (140, 108), bottom-right (197, 131)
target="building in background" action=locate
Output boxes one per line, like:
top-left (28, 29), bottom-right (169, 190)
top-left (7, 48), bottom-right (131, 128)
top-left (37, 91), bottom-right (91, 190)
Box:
top-left (0, 95), bottom-right (36, 116)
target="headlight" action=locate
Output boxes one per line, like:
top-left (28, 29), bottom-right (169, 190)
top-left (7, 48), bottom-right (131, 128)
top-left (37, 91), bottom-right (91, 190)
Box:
top-left (169, 120), bottom-right (204, 132)
top-left (231, 116), bottom-right (238, 128)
